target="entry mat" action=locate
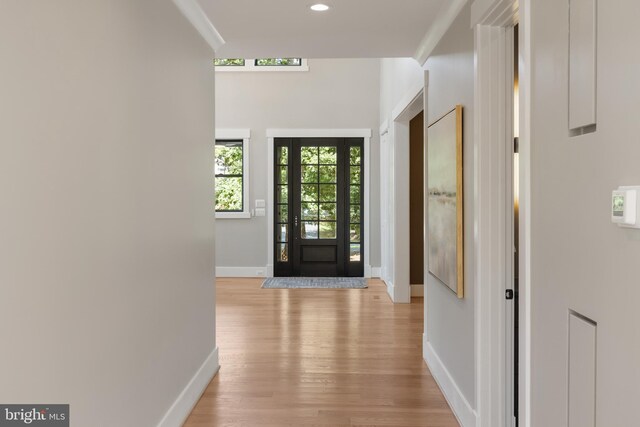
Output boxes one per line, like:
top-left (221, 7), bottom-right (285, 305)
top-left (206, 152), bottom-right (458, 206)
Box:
top-left (261, 277), bottom-right (368, 289)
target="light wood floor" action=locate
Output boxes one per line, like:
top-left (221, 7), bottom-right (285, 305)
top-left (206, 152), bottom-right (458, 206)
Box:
top-left (183, 278), bottom-right (459, 427)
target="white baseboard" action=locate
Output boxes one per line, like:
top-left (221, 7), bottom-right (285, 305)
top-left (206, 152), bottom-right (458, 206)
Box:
top-left (157, 347), bottom-right (220, 427)
top-left (384, 279), bottom-right (394, 301)
top-left (423, 337), bottom-right (477, 427)
top-left (216, 266), bottom-right (267, 277)
top-left (371, 267), bottom-right (381, 278)
top-left (411, 284), bottom-right (424, 297)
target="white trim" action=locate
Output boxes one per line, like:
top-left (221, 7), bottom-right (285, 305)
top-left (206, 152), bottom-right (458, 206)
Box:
top-left (172, 0), bottom-right (225, 52)
top-left (518, 2), bottom-right (532, 426)
top-left (391, 82), bottom-right (425, 122)
top-left (384, 279), bottom-right (395, 301)
top-left (215, 129), bottom-right (251, 220)
top-left (382, 83), bottom-right (426, 304)
top-left (216, 129), bottom-right (251, 140)
top-left (267, 137), bottom-right (275, 277)
top-left (424, 338), bottom-right (478, 427)
top-left (216, 211), bottom-right (251, 219)
top-left (266, 128), bottom-right (372, 138)
top-left (371, 267), bottom-right (381, 278)
top-left (413, 0), bottom-right (468, 65)
top-left (216, 266), bottom-right (267, 278)
top-left (216, 59), bottom-right (309, 73)
top-left (379, 121), bottom-right (389, 136)
top-left (410, 284), bottom-right (424, 297)
top-left (157, 347), bottom-right (219, 427)
top-left (474, 23), bottom-right (510, 427)
top-left (364, 133), bottom-right (371, 279)
top-left (472, 1), bottom-right (528, 427)
top-left (266, 129), bottom-right (372, 278)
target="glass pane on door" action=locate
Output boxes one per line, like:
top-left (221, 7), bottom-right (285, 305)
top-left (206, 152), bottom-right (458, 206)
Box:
top-left (300, 144), bottom-right (338, 240)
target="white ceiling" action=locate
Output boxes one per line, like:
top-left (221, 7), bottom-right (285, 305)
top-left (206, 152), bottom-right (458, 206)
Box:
top-left (197, 0), bottom-right (449, 59)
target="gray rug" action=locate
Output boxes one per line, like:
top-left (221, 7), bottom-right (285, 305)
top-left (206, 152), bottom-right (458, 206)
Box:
top-left (262, 277), bottom-right (368, 289)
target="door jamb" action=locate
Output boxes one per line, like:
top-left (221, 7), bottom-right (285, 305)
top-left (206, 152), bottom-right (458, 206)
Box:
top-left (379, 83), bottom-right (425, 304)
top-left (266, 129), bottom-right (372, 278)
top-left (472, 1), bottom-right (531, 426)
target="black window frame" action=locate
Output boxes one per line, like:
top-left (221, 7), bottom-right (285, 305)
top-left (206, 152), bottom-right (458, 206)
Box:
top-left (254, 58), bottom-right (303, 67)
top-left (215, 139), bottom-right (245, 213)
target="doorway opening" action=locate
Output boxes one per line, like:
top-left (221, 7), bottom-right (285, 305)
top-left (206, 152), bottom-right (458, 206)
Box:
top-left (409, 111), bottom-right (425, 296)
top-left (273, 137), bottom-right (364, 277)
top-left (512, 23), bottom-right (520, 427)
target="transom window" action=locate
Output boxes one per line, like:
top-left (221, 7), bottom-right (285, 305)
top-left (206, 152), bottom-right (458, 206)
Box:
top-left (214, 58), bottom-right (309, 72)
top-left (255, 58), bottom-right (302, 67)
top-left (214, 58), bottom-right (245, 67)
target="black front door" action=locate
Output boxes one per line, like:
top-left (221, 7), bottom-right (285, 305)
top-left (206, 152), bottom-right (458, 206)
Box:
top-left (274, 138), bottom-right (364, 277)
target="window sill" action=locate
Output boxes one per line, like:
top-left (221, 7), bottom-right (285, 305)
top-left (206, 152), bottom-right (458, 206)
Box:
top-left (216, 212), bottom-right (251, 219)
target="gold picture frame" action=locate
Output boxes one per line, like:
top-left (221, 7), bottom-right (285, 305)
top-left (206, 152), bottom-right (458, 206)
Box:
top-left (427, 105), bottom-right (464, 298)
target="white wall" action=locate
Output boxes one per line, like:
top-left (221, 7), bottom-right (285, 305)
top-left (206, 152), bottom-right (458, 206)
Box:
top-left (530, 0), bottom-right (640, 425)
top-left (215, 59), bottom-right (381, 271)
top-left (380, 58), bottom-right (425, 124)
top-left (423, 4), bottom-right (476, 408)
top-left (0, 1), bottom-right (217, 426)
top-left (379, 2), bottom-right (476, 409)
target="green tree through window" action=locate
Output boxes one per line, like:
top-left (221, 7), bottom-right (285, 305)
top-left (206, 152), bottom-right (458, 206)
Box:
top-left (214, 58), bottom-right (245, 66)
top-left (215, 140), bottom-right (244, 211)
top-left (255, 58), bottom-right (302, 66)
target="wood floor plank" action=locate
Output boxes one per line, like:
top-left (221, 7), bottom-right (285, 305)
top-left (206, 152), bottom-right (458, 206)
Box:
top-left (183, 278), bottom-right (459, 427)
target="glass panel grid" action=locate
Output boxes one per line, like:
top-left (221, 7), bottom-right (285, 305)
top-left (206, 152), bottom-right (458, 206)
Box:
top-left (255, 58), bottom-right (302, 67)
top-left (277, 204), bottom-right (288, 223)
top-left (350, 224), bottom-right (361, 243)
top-left (350, 146), bottom-right (362, 165)
top-left (214, 58), bottom-right (245, 67)
top-left (348, 145), bottom-right (363, 262)
top-left (301, 222), bottom-right (319, 239)
top-left (301, 203), bottom-right (319, 221)
top-left (319, 221), bottom-right (337, 239)
top-left (319, 166), bottom-right (337, 183)
top-left (277, 185), bottom-right (289, 204)
top-left (277, 147), bottom-right (289, 165)
top-left (350, 244), bottom-right (361, 262)
top-left (277, 243), bottom-right (289, 262)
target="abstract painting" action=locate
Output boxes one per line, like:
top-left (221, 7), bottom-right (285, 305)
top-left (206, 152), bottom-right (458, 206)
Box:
top-left (427, 105), bottom-right (464, 298)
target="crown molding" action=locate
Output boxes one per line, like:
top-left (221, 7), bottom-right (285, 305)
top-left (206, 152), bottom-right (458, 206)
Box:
top-left (413, 0), bottom-right (468, 66)
top-left (173, 0), bottom-right (225, 52)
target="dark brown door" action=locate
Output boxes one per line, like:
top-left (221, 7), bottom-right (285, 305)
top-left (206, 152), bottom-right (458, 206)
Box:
top-left (410, 111), bottom-right (424, 285)
top-left (274, 138), bottom-right (364, 277)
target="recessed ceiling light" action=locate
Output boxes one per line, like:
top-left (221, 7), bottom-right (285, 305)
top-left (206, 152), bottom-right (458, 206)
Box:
top-left (310, 4), bottom-right (330, 12)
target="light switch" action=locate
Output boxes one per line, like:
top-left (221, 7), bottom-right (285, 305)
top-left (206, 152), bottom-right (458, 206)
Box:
top-left (255, 199), bottom-right (266, 208)
top-left (255, 208), bottom-right (266, 217)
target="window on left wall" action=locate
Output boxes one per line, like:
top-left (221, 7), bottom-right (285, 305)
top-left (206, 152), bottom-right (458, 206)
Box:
top-left (215, 130), bottom-right (251, 219)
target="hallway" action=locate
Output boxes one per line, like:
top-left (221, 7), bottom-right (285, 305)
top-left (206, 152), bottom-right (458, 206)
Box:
top-left (184, 279), bottom-right (458, 427)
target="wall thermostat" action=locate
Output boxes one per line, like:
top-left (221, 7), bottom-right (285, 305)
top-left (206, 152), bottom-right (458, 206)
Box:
top-left (612, 186), bottom-right (640, 228)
